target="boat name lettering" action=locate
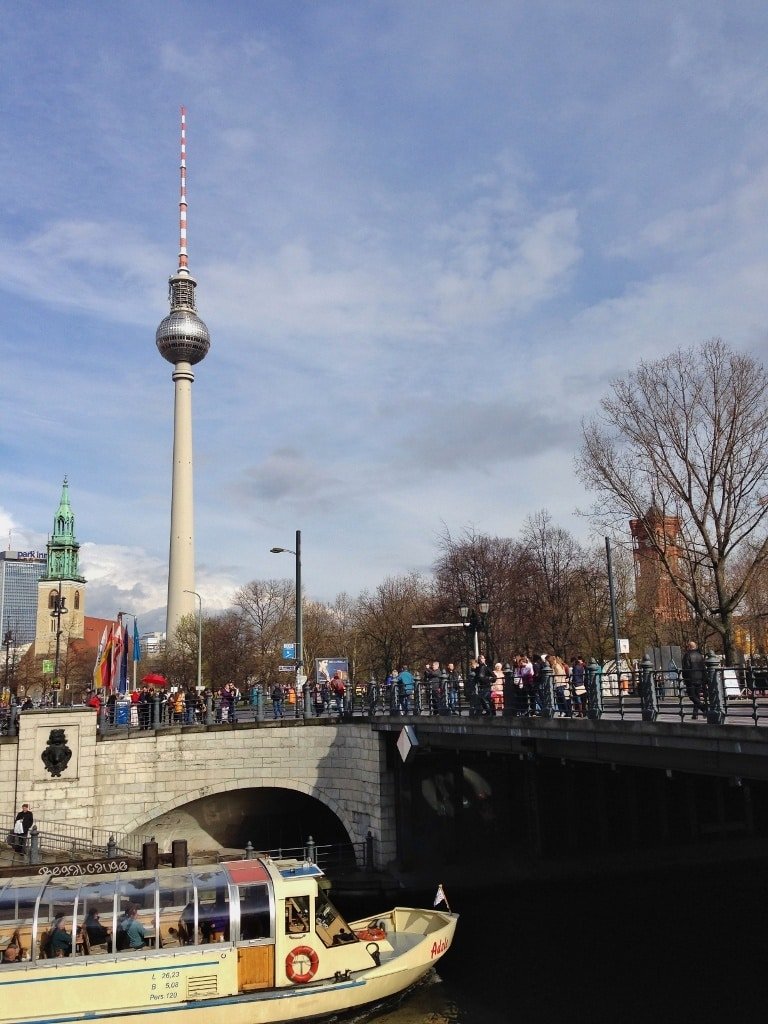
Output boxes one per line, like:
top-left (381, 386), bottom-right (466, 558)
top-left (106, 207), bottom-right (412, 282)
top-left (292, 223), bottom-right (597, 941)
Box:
top-left (430, 937), bottom-right (450, 958)
top-left (38, 859), bottom-right (129, 877)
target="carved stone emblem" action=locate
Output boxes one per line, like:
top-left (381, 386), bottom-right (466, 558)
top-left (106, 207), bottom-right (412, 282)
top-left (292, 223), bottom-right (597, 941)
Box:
top-left (41, 728), bottom-right (72, 777)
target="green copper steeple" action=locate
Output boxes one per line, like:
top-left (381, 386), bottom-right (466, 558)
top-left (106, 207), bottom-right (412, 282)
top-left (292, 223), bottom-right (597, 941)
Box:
top-left (43, 476), bottom-right (86, 582)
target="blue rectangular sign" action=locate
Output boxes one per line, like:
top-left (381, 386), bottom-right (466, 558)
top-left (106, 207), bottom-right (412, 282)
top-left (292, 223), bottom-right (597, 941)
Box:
top-left (282, 643), bottom-right (296, 660)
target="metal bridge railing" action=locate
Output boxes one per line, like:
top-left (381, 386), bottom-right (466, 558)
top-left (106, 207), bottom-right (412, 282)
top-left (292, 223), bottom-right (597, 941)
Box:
top-left (1, 815), bottom-right (151, 861)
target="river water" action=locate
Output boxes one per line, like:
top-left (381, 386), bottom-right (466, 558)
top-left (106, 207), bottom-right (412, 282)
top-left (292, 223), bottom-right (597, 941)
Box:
top-left (341, 859), bottom-right (765, 1024)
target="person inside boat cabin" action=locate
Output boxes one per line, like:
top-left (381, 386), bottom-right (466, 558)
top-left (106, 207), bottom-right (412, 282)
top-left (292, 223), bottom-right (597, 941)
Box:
top-left (2, 930), bottom-right (24, 963)
top-left (84, 908), bottom-right (112, 951)
top-left (46, 915), bottom-right (72, 958)
top-left (117, 904), bottom-right (146, 950)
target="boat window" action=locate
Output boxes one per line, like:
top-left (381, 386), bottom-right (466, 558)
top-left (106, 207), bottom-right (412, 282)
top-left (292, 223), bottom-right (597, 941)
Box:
top-left (76, 880), bottom-right (117, 956)
top-left (157, 869), bottom-right (195, 948)
top-left (194, 869), bottom-right (230, 944)
top-left (0, 881), bottom-right (44, 964)
top-left (237, 883), bottom-right (271, 942)
top-left (117, 870), bottom-right (158, 951)
top-left (37, 878), bottom-right (82, 960)
top-left (285, 895), bottom-right (310, 935)
top-left (314, 890), bottom-right (357, 948)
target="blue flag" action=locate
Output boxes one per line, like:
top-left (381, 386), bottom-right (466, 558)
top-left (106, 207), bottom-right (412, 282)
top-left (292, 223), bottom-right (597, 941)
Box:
top-left (133, 618), bottom-right (141, 662)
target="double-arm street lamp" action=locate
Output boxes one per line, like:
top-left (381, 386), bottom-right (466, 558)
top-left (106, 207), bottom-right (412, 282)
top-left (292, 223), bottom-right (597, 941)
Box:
top-left (459, 599), bottom-right (490, 661)
top-left (270, 529), bottom-right (308, 717)
top-left (183, 591), bottom-right (203, 691)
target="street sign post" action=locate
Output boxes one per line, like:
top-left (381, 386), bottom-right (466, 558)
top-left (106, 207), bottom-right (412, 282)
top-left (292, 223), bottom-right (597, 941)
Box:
top-left (278, 665), bottom-right (294, 673)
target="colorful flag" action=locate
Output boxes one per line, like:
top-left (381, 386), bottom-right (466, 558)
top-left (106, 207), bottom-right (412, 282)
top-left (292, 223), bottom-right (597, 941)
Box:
top-left (110, 620), bottom-right (124, 690)
top-left (92, 625), bottom-right (108, 690)
top-left (133, 618), bottom-right (141, 662)
top-left (94, 626), bottom-right (112, 690)
top-left (117, 624), bottom-right (129, 694)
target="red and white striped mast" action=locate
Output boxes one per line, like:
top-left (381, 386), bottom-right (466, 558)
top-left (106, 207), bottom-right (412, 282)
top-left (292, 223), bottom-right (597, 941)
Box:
top-left (178, 105), bottom-right (188, 274)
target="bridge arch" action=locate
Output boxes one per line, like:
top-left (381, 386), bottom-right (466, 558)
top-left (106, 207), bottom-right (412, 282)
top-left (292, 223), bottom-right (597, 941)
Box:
top-left (123, 779), bottom-right (358, 855)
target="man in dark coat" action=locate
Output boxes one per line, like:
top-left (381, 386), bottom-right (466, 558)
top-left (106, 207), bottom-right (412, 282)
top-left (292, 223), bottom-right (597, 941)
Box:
top-left (13, 802), bottom-right (33, 853)
top-left (682, 641), bottom-right (707, 719)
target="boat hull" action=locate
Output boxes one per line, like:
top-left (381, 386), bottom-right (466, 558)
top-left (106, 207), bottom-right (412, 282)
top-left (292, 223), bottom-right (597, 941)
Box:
top-left (0, 911), bottom-right (457, 1024)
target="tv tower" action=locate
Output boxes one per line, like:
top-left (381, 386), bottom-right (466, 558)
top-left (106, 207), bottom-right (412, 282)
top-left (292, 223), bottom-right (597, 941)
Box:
top-left (155, 107), bottom-right (210, 642)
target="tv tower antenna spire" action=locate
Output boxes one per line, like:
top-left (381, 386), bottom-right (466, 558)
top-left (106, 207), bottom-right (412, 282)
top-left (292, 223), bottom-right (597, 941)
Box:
top-left (178, 105), bottom-right (188, 274)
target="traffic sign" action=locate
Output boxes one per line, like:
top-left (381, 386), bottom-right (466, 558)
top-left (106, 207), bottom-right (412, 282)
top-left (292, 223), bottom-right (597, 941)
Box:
top-left (282, 643), bottom-right (296, 660)
top-left (278, 665), bottom-right (295, 673)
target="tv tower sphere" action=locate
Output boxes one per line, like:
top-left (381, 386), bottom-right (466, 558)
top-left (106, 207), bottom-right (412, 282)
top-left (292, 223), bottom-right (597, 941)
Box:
top-left (156, 271), bottom-right (210, 365)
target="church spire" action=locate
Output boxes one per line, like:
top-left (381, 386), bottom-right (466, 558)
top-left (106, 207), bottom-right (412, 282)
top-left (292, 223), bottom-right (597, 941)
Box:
top-left (44, 477), bottom-right (85, 582)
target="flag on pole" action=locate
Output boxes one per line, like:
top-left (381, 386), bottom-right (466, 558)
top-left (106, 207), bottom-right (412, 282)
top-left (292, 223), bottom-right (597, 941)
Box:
top-left (110, 620), bottom-right (124, 690)
top-left (92, 625), bottom-right (108, 690)
top-left (433, 884), bottom-right (450, 911)
top-left (117, 624), bottom-right (129, 694)
top-left (133, 618), bottom-right (141, 662)
top-left (94, 626), bottom-right (112, 690)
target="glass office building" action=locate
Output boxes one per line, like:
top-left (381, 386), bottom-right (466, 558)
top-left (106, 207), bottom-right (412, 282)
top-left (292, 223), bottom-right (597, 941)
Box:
top-left (0, 550), bottom-right (47, 644)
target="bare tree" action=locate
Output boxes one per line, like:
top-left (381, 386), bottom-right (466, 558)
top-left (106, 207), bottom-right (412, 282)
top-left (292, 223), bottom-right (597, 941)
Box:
top-left (578, 338), bottom-right (768, 662)
top-left (355, 573), bottom-right (433, 680)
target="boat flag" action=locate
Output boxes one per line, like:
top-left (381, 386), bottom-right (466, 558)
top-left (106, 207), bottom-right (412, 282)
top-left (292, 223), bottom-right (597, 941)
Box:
top-left (433, 884), bottom-right (450, 911)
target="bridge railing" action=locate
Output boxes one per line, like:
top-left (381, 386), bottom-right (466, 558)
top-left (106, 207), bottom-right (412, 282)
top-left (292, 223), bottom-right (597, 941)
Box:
top-left (1, 814), bottom-right (152, 861)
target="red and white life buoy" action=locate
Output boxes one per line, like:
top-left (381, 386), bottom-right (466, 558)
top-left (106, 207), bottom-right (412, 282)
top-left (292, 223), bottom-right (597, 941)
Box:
top-left (285, 945), bottom-right (319, 983)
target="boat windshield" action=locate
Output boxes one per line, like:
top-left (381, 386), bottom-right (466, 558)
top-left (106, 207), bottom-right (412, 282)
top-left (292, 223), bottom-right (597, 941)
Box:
top-left (314, 889), bottom-right (356, 948)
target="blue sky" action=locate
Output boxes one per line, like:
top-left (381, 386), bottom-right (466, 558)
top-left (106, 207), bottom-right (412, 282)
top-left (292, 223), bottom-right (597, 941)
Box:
top-left (2, 2), bottom-right (768, 631)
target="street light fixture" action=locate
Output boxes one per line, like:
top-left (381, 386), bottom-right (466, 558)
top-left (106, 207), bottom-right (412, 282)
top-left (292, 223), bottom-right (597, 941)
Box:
top-left (183, 590), bottom-right (202, 691)
top-left (270, 529), bottom-right (308, 717)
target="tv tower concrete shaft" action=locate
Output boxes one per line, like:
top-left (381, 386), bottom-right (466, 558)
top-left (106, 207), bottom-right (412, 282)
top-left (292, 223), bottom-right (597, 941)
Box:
top-left (166, 362), bottom-right (196, 639)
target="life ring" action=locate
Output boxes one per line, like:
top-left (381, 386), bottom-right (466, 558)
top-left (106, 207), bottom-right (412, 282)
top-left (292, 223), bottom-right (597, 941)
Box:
top-left (286, 945), bottom-right (319, 983)
top-left (354, 927), bottom-right (386, 941)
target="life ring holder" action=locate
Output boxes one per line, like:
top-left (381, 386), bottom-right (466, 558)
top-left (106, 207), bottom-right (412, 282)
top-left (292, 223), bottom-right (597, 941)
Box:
top-left (285, 945), bottom-right (319, 984)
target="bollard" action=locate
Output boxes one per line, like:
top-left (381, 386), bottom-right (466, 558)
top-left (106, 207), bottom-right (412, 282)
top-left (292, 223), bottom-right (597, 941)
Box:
top-left (205, 691), bottom-right (213, 725)
top-left (586, 659), bottom-right (604, 719)
top-left (9, 704), bottom-right (18, 734)
top-left (107, 834), bottom-right (117, 858)
top-left (303, 681), bottom-right (313, 720)
top-left (639, 654), bottom-right (658, 722)
top-left (305, 835), bottom-right (316, 864)
top-left (413, 672), bottom-right (422, 714)
top-left (153, 692), bottom-right (162, 728)
top-left (244, 841), bottom-right (256, 860)
top-left (172, 839), bottom-right (188, 867)
top-left (254, 686), bottom-right (262, 723)
top-left (365, 829), bottom-right (375, 871)
top-left (28, 825), bottom-right (41, 865)
top-left (705, 651), bottom-right (726, 725)
top-left (142, 840), bottom-right (159, 869)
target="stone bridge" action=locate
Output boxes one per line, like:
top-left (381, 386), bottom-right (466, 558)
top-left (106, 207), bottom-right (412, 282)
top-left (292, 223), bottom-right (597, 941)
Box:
top-left (0, 708), bottom-right (395, 863)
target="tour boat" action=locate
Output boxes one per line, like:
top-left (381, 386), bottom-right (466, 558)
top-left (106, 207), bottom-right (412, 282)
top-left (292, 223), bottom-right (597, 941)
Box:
top-left (0, 855), bottom-right (457, 1024)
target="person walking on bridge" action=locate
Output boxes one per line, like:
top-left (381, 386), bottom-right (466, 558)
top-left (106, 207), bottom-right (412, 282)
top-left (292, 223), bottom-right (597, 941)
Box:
top-left (682, 641), bottom-right (707, 720)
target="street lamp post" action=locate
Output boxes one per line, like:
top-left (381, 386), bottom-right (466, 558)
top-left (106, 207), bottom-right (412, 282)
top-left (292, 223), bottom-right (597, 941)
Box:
top-left (52, 580), bottom-right (68, 707)
top-left (3, 629), bottom-right (13, 695)
top-left (459, 599), bottom-right (490, 661)
top-left (270, 529), bottom-right (309, 718)
top-left (183, 590), bottom-right (202, 691)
